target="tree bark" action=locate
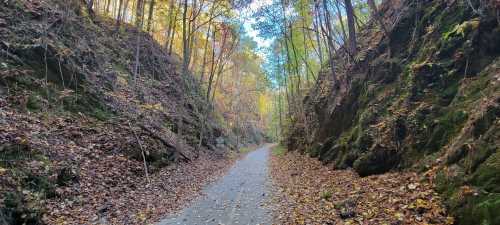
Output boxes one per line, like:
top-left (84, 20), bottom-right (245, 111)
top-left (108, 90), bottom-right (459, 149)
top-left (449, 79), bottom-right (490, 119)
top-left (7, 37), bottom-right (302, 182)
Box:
top-left (136, 0), bottom-right (145, 28)
top-left (115, 0), bottom-right (124, 30)
top-left (344, 0), bottom-right (357, 56)
top-left (146, 0), bottom-right (156, 32)
top-left (182, 0), bottom-right (189, 77)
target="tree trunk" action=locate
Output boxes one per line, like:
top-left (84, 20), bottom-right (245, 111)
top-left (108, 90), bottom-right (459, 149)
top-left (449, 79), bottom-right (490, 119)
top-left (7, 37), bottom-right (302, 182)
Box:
top-left (344, 0), bottom-right (357, 56)
top-left (136, 0), bottom-right (144, 28)
top-left (333, 0), bottom-right (348, 45)
top-left (105, 0), bottom-right (111, 14)
top-left (182, 0), bottom-right (189, 77)
top-left (318, 0), bottom-right (337, 80)
top-left (199, 22), bottom-right (212, 83)
top-left (146, 0), bottom-right (156, 32)
top-left (165, 0), bottom-right (176, 46)
top-left (115, 0), bottom-right (124, 30)
top-left (168, 4), bottom-right (179, 54)
top-left (83, 0), bottom-right (95, 18)
top-left (312, 6), bottom-right (323, 66)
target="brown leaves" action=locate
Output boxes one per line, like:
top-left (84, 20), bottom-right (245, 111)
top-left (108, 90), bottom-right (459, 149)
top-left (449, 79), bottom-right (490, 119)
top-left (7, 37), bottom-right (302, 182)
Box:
top-left (270, 152), bottom-right (453, 225)
top-left (0, 104), bottom-right (235, 225)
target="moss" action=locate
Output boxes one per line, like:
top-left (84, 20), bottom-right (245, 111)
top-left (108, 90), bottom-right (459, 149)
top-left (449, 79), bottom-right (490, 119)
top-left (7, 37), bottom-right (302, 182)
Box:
top-left (0, 143), bottom-right (31, 167)
top-left (410, 61), bottom-right (446, 90)
top-left (353, 145), bottom-right (400, 176)
top-left (424, 109), bottom-right (468, 152)
top-left (472, 106), bottom-right (499, 138)
top-left (435, 165), bottom-right (466, 201)
top-left (272, 145), bottom-right (287, 156)
top-left (91, 108), bottom-right (113, 121)
top-left (26, 94), bottom-right (43, 111)
top-left (321, 190), bottom-right (333, 200)
top-left (56, 166), bottom-right (79, 186)
top-left (455, 194), bottom-right (500, 225)
top-left (440, 79), bottom-right (459, 100)
top-left (23, 173), bottom-right (56, 198)
top-left (471, 151), bottom-right (500, 193)
top-left (1, 192), bottom-right (43, 225)
top-left (63, 92), bottom-right (114, 120)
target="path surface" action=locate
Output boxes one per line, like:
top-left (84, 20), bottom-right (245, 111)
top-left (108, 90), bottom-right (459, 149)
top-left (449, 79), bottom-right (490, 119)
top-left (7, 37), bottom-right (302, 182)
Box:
top-left (157, 144), bottom-right (273, 225)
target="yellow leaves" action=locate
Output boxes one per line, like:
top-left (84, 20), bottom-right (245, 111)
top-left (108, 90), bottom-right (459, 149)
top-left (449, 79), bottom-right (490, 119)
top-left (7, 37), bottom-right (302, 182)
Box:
top-left (56, 48), bottom-right (73, 58)
top-left (54, 217), bottom-right (68, 225)
top-left (19, 137), bottom-right (29, 145)
top-left (136, 212), bottom-right (147, 222)
top-left (0, 167), bottom-right (7, 176)
top-left (257, 93), bottom-right (270, 117)
top-left (446, 216), bottom-right (455, 225)
top-left (444, 18), bottom-right (480, 40)
top-left (459, 185), bottom-right (476, 197)
top-left (117, 75), bottom-right (128, 86)
top-left (140, 103), bottom-right (164, 112)
top-left (394, 212), bottom-right (405, 221)
top-left (415, 198), bottom-right (432, 211)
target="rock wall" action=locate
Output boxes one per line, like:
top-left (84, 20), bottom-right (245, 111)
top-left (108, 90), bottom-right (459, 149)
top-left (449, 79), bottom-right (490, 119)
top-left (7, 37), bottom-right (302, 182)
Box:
top-left (288, 0), bottom-right (500, 224)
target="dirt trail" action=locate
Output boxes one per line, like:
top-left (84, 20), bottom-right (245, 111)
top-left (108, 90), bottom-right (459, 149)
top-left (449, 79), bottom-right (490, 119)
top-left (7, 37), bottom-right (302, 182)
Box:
top-left (157, 144), bottom-right (274, 225)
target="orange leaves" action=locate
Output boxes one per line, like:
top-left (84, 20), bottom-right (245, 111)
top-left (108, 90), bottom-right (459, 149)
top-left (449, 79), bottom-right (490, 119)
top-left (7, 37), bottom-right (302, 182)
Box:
top-left (270, 152), bottom-right (453, 225)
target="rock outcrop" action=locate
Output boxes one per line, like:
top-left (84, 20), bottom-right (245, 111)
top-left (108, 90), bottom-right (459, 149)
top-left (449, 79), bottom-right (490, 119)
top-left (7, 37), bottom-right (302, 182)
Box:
top-left (288, 0), bottom-right (499, 224)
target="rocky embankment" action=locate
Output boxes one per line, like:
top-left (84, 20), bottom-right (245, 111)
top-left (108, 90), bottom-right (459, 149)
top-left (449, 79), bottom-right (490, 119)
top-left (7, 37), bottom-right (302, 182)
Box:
top-left (287, 0), bottom-right (499, 224)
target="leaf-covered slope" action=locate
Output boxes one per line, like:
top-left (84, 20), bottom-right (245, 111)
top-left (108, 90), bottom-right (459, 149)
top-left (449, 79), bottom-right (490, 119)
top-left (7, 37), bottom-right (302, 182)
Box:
top-left (0, 0), bottom-right (238, 224)
top-left (288, 0), bottom-right (499, 224)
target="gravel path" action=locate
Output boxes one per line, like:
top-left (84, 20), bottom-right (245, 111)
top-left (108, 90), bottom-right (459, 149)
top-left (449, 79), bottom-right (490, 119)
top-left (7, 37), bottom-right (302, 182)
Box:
top-left (157, 144), bottom-right (274, 225)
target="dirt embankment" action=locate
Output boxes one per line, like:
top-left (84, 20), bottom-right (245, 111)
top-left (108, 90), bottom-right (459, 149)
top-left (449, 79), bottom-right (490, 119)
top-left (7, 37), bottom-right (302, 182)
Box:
top-left (0, 0), bottom-right (240, 224)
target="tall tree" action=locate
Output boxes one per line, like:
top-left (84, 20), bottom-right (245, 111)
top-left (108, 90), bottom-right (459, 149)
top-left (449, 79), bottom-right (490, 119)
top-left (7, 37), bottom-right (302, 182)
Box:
top-left (344, 0), bottom-right (357, 56)
top-left (136, 0), bottom-right (145, 28)
top-left (146, 0), bottom-right (156, 32)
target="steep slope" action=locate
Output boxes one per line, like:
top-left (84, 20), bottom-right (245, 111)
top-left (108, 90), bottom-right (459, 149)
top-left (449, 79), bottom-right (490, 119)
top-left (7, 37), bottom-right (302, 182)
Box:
top-left (288, 0), bottom-right (499, 224)
top-left (0, 0), bottom-right (240, 224)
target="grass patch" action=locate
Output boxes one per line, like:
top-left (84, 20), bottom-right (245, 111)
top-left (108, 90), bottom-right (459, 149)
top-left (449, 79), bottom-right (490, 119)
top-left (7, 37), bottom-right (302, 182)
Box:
top-left (239, 146), bottom-right (256, 154)
top-left (272, 145), bottom-right (286, 156)
top-left (321, 190), bottom-right (333, 200)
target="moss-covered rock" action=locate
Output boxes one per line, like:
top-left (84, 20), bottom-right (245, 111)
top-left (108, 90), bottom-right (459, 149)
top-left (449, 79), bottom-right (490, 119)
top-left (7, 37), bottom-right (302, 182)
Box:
top-left (353, 144), bottom-right (399, 176)
top-left (288, 0), bottom-right (500, 224)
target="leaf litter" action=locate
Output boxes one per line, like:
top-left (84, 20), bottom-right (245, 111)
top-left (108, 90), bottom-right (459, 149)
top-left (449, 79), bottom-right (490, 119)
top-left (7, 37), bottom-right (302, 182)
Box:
top-left (0, 101), bottom-right (236, 225)
top-left (269, 151), bottom-right (454, 225)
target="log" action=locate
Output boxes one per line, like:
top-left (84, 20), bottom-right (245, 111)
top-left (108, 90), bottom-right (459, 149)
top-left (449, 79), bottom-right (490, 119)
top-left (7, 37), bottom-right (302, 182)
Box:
top-left (138, 124), bottom-right (191, 162)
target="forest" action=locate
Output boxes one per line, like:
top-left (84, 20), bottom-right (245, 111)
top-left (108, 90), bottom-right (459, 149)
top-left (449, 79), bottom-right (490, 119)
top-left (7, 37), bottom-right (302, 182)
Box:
top-left (0, 0), bottom-right (499, 224)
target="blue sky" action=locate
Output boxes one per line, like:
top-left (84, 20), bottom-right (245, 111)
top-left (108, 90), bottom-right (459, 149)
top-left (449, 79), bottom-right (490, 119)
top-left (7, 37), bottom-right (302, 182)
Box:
top-left (238, 0), bottom-right (274, 50)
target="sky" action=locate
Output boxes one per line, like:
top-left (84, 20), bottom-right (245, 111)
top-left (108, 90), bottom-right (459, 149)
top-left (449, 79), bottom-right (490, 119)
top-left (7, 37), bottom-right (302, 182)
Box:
top-left (238, 0), bottom-right (274, 50)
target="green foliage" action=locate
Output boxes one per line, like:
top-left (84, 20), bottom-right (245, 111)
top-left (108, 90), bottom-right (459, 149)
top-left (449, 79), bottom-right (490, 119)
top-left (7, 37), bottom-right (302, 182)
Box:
top-left (472, 151), bottom-right (500, 193)
top-left (320, 190), bottom-right (332, 200)
top-left (238, 146), bottom-right (255, 154)
top-left (443, 19), bottom-right (480, 41)
top-left (2, 191), bottom-right (44, 225)
top-left (272, 145), bottom-right (286, 156)
top-left (424, 110), bottom-right (468, 152)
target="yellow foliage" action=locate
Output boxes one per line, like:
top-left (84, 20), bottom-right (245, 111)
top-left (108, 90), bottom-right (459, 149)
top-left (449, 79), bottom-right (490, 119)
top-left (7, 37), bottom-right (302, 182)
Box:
top-left (140, 103), bottom-right (164, 111)
top-left (0, 167), bottom-right (7, 176)
top-left (444, 18), bottom-right (480, 40)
